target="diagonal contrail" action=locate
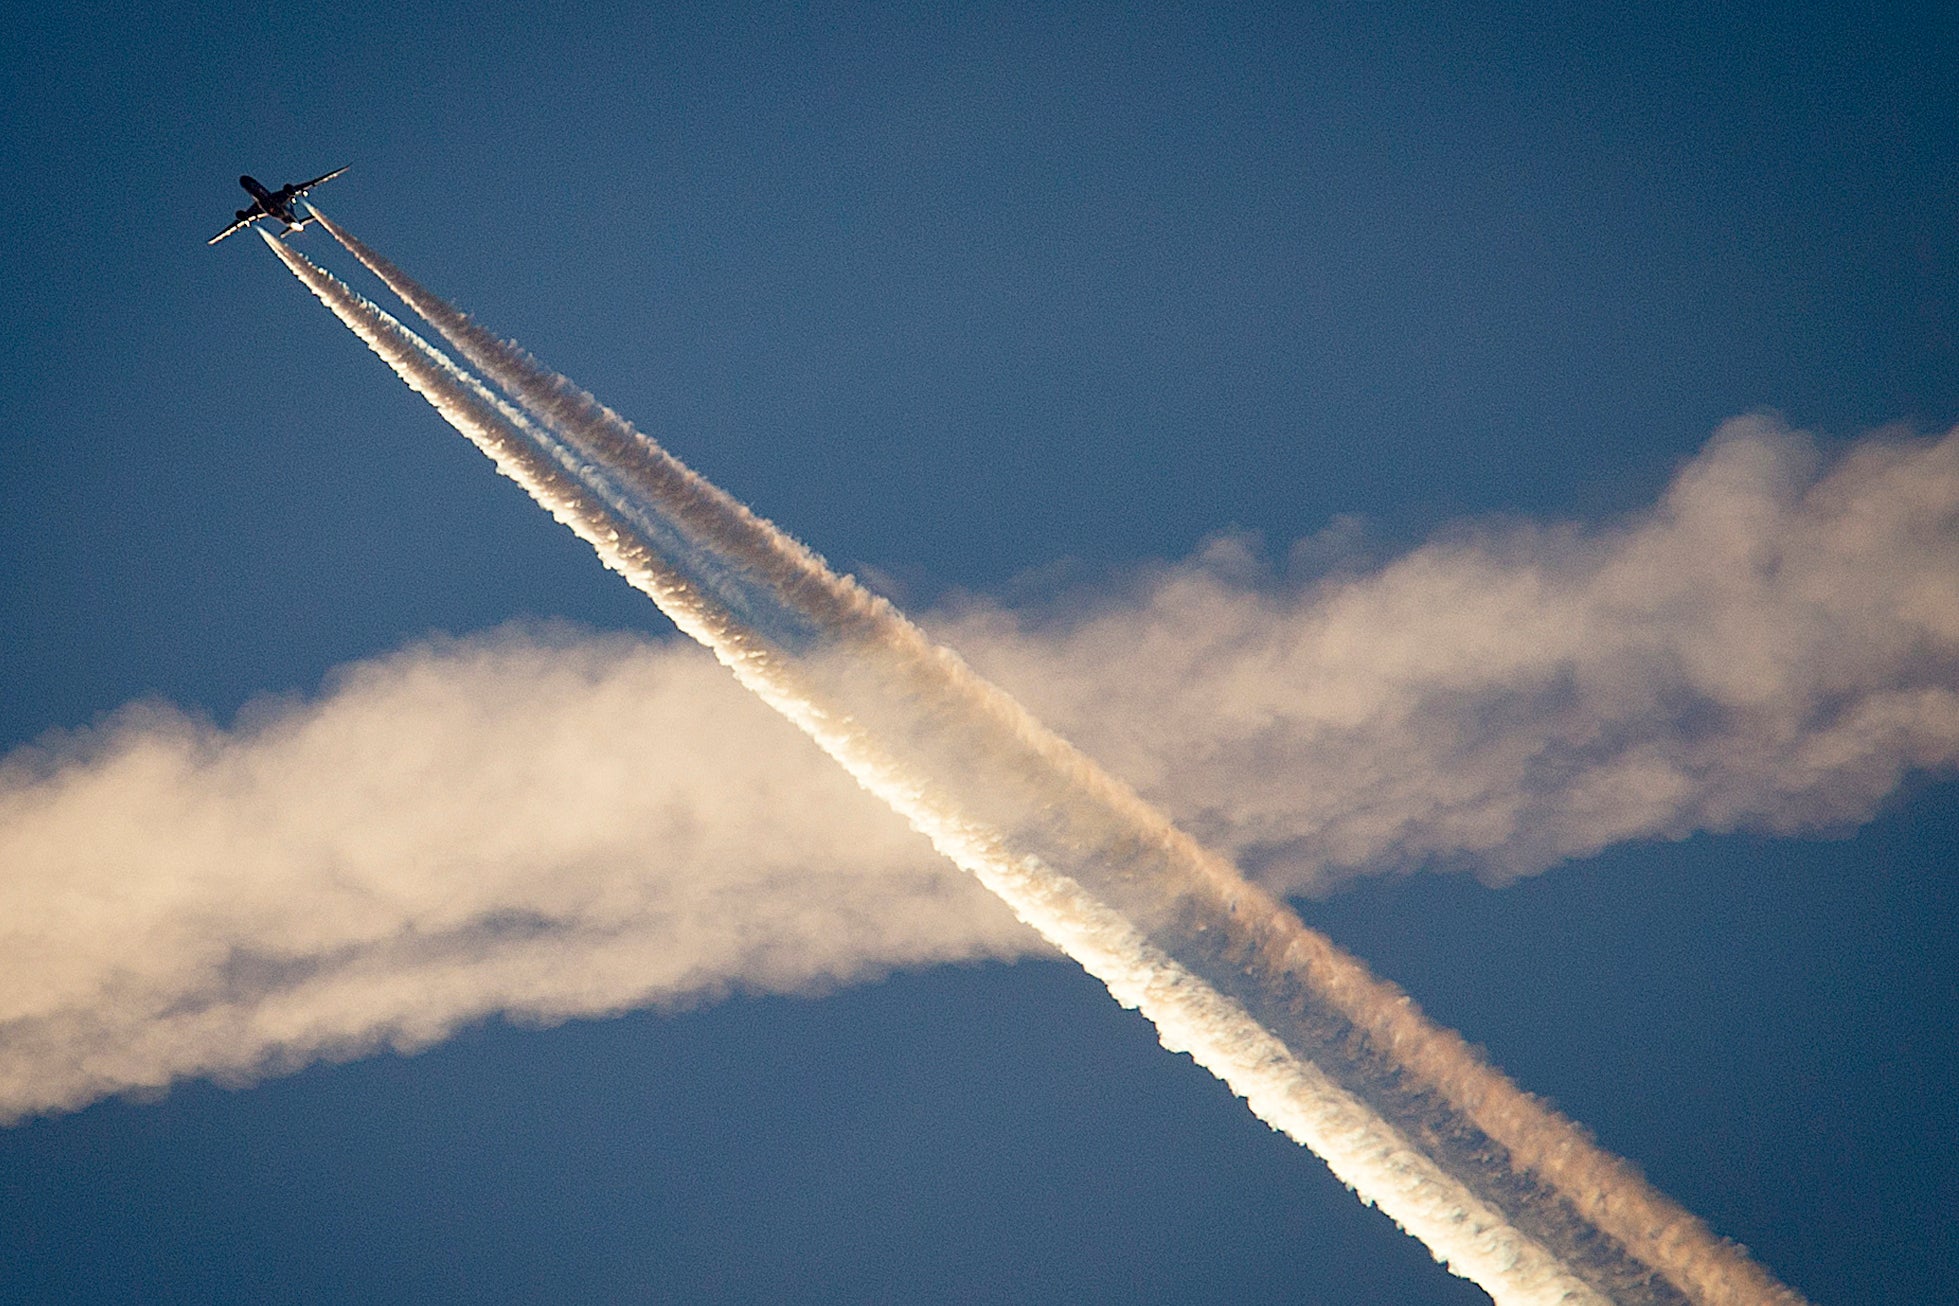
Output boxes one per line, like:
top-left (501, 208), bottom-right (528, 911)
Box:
top-left (268, 219), bottom-right (1806, 1305)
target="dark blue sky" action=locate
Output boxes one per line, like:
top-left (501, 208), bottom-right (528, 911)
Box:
top-left (3, 3), bottom-right (1955, 1302)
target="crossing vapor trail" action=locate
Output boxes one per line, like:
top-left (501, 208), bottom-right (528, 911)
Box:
top-left (265, 219), bottom-right (1807, 1306)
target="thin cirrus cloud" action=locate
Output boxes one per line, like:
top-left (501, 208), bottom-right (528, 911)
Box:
top-left (0, 632), bottom-right (1030, 1123)
top-left (950, 416), bottom-right (1959, 892)
top-left (3, 414), bottom-right (1952, 1129)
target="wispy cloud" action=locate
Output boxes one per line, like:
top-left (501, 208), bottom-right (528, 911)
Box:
top-left (0, 630), bottom-right (1029, 1121)
top-left (950, 417), bottom-right (1959, 891)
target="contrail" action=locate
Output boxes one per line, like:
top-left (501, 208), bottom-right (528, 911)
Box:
top-left (274, 220), bottom-right (1804, 1305)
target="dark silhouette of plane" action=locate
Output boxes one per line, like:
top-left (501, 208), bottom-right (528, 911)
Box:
top-left (208, 167), bottom-right (348, 245)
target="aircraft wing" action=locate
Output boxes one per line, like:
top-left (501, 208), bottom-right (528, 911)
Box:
top-left (289, 166), bottom-right (349, 197)
top-left (207, 213), bottom-right (260, 245)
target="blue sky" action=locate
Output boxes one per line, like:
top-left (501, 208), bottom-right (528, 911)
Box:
top-left (3, 3), bottom-right (1955, 1302)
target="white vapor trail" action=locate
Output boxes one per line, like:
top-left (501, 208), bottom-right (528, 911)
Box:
top-left (284, 214), bottom-right (1814, 1305)
top-left (259, 228), bottom-right (1603, 1305)
top-left (4, 212), bottom-right (1945, 1292)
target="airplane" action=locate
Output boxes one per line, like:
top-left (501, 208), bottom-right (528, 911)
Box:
top-left (207, 167), bottom-right (348, 245)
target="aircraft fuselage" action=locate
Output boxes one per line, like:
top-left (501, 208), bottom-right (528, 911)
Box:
top-left (239, 175), bottom-right (304, 229)
top-left (209, 165), bottom-right (347, 245)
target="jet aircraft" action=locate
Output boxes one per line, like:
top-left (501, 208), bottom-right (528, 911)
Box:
top-left (207, 167), bottom-right (348, 245)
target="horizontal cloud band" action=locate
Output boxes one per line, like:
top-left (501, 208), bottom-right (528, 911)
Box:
top-left (4, 418), bottom-right (1952, 1126)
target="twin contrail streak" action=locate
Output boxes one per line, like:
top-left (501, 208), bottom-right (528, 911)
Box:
top-left (264, 218), bottom-right (1806, 1305)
